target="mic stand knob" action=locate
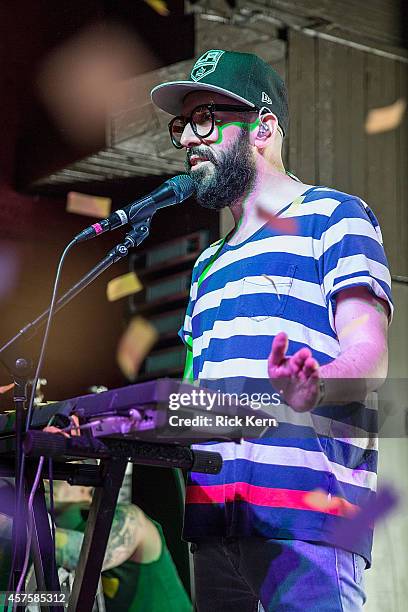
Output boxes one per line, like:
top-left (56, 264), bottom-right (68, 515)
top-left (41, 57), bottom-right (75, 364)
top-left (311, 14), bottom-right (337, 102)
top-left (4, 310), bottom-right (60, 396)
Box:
top-left (109, 219), bottom-right (151, 263)
top-left (124, 219), bottom-right (151, 248)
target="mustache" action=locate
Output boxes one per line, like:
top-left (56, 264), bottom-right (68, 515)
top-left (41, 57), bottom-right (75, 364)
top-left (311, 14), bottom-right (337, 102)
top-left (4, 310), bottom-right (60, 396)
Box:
top-left (186, 147), bottom-right (218, 167)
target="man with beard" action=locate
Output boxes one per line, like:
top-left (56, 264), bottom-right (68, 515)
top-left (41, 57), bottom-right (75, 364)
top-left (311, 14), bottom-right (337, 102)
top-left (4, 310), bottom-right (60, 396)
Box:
top-left (151, 50), bottom-right (392, 611)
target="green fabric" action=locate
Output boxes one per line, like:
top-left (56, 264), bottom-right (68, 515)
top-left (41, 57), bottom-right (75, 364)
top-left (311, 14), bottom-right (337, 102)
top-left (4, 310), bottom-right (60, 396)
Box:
top-left (56, 505), bottom-right (192, 612)
top-left (183, 236), bottom-right (228, 383)
top-left (182, 335), bottom-right (194, 382)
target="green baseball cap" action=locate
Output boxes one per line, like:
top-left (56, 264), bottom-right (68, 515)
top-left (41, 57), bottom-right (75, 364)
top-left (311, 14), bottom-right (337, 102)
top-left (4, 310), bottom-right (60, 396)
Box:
top-left (151, 49), bottom-right (289, 135)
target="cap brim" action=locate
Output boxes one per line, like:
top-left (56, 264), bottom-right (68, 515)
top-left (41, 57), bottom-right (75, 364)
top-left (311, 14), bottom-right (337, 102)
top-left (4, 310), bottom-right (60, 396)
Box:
top-left (151, 81), bottom-right (256, 115)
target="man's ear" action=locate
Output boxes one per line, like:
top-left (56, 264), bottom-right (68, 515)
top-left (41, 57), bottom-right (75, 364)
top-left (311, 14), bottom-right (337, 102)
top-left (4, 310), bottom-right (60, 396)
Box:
top-left (253, 113), bottom-right (280, 149)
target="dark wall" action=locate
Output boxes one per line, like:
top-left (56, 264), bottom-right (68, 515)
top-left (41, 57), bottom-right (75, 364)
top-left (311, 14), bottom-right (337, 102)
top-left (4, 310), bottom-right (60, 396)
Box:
top-left (0, 1), bottom-right (195, 405)
top-left (252, 0), bottom-right (406, 49)
top-left (287, 28), bottom-right (408, 277)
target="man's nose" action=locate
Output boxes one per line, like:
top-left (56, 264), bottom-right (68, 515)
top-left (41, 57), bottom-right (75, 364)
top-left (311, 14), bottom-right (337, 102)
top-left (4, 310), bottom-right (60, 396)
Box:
top-left (179, 122), bottom-right (203, 148)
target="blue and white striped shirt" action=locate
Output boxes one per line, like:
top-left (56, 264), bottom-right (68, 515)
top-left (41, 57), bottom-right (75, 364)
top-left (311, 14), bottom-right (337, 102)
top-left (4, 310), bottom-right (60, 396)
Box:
top-left (180, 186), bottom-right (393, 564)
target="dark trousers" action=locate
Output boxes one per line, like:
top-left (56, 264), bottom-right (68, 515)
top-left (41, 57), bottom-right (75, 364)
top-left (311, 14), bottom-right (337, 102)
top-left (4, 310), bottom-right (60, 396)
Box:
top-left (191, 537), bottom-right (366, 612)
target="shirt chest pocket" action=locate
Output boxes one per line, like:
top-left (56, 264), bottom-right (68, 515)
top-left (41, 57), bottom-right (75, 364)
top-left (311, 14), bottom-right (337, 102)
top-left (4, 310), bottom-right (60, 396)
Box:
top-left (237, 262), bottom-right (296, 321)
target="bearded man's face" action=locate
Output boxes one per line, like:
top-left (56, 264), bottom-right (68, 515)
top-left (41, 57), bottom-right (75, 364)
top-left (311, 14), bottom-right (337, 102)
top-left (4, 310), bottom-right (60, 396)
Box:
top-left (185, 127), bottom-right (256, 209)
top-left (179, 92), bottom-right (257, 209)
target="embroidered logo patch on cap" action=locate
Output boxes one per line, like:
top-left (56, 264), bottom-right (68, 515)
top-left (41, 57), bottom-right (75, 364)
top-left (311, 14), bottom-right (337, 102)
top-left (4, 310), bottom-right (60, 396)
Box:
top-left (262, 92), bottom-right (273, 104)
top-left (191, 50), bottom-right (225, 82)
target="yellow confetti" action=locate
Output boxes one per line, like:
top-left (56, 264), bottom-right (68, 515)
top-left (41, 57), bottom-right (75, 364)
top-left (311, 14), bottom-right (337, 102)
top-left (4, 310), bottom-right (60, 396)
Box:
top-left (67, 192), bottom-right (111, 219)
top-left (116, 317), bottom-right (158, 380)
top-left (144, 0), bottom-right (170, 16)
top-left (102, 576), bottom-right (120, 599)
top-left (286, 194), bottom-right (306, 214)
top-left (365, 98), bottom-right (406, 134)
top-left (338, 314), bottom-right (369, 340)
top-left (107, 272), bottom-right (143, 302)
top-left (55, 531), bottom-right (68, 548)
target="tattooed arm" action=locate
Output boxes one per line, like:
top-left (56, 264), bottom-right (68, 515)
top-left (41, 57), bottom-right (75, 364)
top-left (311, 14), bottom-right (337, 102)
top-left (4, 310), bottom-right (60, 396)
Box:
top-left (55, 503), bottom-right (160, 571)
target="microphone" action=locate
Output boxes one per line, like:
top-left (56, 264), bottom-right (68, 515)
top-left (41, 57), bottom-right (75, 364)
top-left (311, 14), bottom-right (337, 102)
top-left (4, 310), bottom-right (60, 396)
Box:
top-left (74, 174), bottom-right (195, 243)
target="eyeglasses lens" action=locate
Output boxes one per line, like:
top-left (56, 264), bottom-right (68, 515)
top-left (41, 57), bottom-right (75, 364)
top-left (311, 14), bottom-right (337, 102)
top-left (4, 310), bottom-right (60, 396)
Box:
top-left (170, 105), bottom-right (214, 147)
top-left (170, 118), bottom-right (186, 147)
top-left (191, 106), bottom-right (213, 136)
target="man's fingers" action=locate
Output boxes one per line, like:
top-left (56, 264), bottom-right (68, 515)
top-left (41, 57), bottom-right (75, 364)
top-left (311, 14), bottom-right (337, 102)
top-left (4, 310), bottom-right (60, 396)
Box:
top-left (268, 364), bottom-right (291, 380)
top-left (43, 416), bottom-right (80, 438)
top-left (289, 348), bottom-right (311, 375)
top-left (269, 332), bottom-right (288, 365)
top-left (296, 348), bottom-right (312, 362)
top-left (43, 425), bottom-right (70, 438)
top-left (70, 414), bottom-right (80, 436)
top-left (303, 357), bottom-right (319, 378)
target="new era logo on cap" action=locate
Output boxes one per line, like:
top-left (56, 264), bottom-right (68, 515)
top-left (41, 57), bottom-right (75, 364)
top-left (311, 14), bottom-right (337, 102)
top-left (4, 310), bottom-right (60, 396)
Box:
top-left (262, 92), bottom-right (273, 105)
top-left (191, 50), bottom-right (225, 82)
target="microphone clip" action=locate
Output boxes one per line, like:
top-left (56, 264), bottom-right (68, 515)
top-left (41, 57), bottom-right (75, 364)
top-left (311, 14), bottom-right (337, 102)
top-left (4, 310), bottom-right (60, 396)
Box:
top-left (109, 218), bottom-right (151, 263)
top-left (123, 219), bottom-right (151, 249)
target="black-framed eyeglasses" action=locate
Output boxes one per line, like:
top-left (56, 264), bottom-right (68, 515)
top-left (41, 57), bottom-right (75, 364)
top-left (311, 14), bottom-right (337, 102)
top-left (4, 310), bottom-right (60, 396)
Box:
top-left (168, 103), bottom-right (259, 149)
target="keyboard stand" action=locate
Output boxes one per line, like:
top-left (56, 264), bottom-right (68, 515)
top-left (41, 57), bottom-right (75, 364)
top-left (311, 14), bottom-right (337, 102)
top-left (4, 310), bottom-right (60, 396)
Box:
top-left (68, 457), bottom-right (128, 612)
top-left (0, 433), bottom-right (222, 612)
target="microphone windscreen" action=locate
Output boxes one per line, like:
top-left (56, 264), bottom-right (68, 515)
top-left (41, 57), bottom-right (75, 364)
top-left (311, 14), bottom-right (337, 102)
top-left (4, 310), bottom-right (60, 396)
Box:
top-left (168, 174), bottom-right (195, 203)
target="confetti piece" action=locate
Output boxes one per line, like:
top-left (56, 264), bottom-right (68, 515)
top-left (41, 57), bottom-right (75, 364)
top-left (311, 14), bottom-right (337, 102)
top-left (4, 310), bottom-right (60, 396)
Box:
top-left (257, 207), bottom-right (299, 235)
top-left (107, 272), bottom-right (143, 302)
top-left (286, 194), bottom-right (306, 214)
top-left (67, 191), bottom-right (111, 219)
top-left (304, 489), bottom-right (357, 516)
top-left (338, 314), bottom-right (369, 340)
top-left (365, 98), bottom-right (406, 134)
top-left (116, 316), bottom-right (158, 380)
top-left (0, 383), bottom-right (14, 394)
top-left (144, 0), bottom-right (170, 16)
top-left (36, 23), bottom-right (155, 146)
top-left (102, 576), bottom-right (120, 599)
top-left (304, 489), bottom-right (333, 511)
top-left (262, 275), bottom-right (281, 300)
top-left (55, 531), bottom-right (68, 548)
top-left (330, 485), bottom-right (400, 549)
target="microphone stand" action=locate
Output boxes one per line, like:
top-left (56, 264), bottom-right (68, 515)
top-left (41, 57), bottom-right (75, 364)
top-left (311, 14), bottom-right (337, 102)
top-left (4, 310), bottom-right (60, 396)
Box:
top-left (0, 219), bottom-right (151, 603)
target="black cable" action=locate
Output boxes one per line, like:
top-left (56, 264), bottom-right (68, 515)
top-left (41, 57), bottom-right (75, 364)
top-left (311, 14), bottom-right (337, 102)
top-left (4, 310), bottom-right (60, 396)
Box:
top-left (25, 238), bottom-right (78, 433)
top-left (8, 238), bottom-right (77, 591)
top-left (48, 457), bottom-right (56, 569)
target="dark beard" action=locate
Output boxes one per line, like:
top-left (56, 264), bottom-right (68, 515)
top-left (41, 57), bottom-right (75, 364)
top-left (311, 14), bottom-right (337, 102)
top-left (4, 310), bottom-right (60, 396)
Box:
top-left (184, 128), bottom-right (256, 210)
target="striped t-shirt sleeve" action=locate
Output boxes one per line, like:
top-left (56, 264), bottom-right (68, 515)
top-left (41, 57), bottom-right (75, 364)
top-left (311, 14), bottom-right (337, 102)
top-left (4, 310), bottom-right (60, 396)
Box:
top-left (320, 197), bottom-right (393, 331)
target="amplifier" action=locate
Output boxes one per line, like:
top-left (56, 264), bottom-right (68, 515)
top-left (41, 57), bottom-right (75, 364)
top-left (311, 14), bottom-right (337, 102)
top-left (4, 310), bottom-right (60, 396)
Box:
top-left (130, 230), bottom-right (209, 273)
top-left (130, 270), bottom-right (191, 312)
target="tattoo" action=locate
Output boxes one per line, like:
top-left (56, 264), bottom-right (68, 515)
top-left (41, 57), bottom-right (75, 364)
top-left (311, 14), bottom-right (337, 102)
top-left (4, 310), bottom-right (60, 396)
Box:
top-left (55, 504), bottom-right (144, 572)
top-left (101, 504), bottom-right (144, 571)
top-left (352, 297), bottom-right (387, 315)
top-left (55, 528), bottom-right (84, 571)
top-left (373, 301), bottom-right (386, 315)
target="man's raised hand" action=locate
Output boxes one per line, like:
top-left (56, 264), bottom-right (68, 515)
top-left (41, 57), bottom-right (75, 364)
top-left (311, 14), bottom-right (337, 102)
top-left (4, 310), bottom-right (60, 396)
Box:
top-left (268, 332), bottom-right (321, 411)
